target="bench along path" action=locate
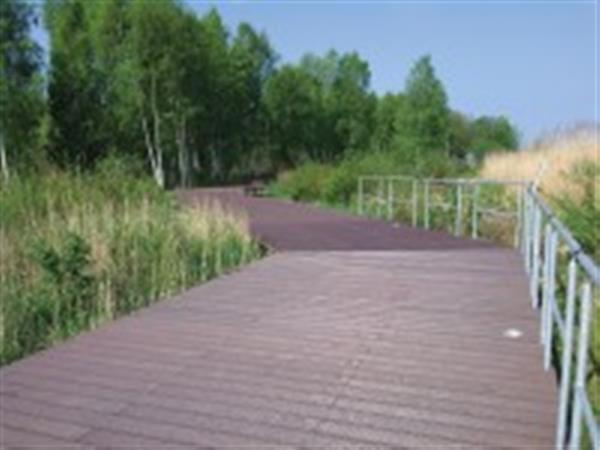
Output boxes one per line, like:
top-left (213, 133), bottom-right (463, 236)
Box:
top-left (1, 189), bottom-right (555, 448)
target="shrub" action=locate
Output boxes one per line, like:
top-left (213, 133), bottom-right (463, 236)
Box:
top-left (272, 149), bottom-right (468, 207)
top-left (274, 163), bottom-right (334, 202)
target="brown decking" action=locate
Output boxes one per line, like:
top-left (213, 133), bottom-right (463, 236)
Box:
top-left (178, 188), bottom-right (495, 251)
top-left (0, 189), bottom-right (556, 448)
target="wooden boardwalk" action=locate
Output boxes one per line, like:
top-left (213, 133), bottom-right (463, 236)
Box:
top-left (1, 189), bottom-right (556, 448)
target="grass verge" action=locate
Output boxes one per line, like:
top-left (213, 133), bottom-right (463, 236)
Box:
top-left (0, 163), bottom-right (261, 365)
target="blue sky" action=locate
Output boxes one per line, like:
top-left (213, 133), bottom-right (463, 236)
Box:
top-left (34, 0), bottom-right (598, 144)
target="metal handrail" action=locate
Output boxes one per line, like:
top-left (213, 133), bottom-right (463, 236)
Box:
top-left (528, 188), bottom-right (600, 285)
top-left (357, 175), bottom-right (599, 450)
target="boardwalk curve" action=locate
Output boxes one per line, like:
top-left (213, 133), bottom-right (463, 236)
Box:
top-left (0, 189), bottom-right (555, 448)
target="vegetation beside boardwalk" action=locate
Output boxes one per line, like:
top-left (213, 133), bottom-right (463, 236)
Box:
top-left (481, 127), bottom-right (599, 260)
top-left (0, 160), bottom-right (261, 365)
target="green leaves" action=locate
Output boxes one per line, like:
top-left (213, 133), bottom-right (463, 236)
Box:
top-left (264, 50), bottom-right (376, 169)
top-left (263, 65), bottom-right (324, 167)
top-left (397, 54), bottom-right (450, 155)
top-left (369, 55), bottom-right (519, 164)
top-left (1, 168), bottom-right (261, 364)
top-left (29, 232), bottom-right (96, 306)
top-left (9, 3), bottom-right (520, 184)
top-left (469, 116), bottom-right (519, 157)
top-left (0, 0), bottom-right (44, 180)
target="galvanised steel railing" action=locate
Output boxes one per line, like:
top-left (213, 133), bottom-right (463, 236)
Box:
top-left (358, 176), bottom-right (525, 243)
top-left (357, 175), bottom-right (599, 450)
top-left (357, 175), bottom-right (418, 226)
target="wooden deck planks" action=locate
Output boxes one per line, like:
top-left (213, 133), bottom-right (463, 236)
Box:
top-left (0, 190), bottom-right (556, 448)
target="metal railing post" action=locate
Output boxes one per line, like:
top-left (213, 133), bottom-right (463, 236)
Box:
top-left (412, 179), bottom-right (418, 227)
top-left (387, 178), bottom-right (394, 221)
top-left (455, 183), bottom-right (463, 237)
top-left (377, 178), bottom-right (384, 218)
top-left (541, 224), bottom-right (552, 344)
top-left (523, 190), bottom-right (532, 269)
top-left (556, 258), bottom-right (577, 448)
top-left (531, 206), bottom-right (542, 308)
top-left (352, 175), bottom-right (600, 447)
top-left (357, 177), bottom-right (364, 216)
top-left (544, 230), bottom-right (558, 371)
top-left (515, 184), bottom-right (523, 248)
top-left (472, 183), bottom-right (480, 239)
top-left (569, 282), bottom-right (593, 450)
top-left (424, 181), bottom-right (430, 229)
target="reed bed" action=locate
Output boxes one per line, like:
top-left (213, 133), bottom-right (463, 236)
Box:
top-left (0, 170), bottom-right (260, 365)
top-left (480, 126), bottom-right (598, 200)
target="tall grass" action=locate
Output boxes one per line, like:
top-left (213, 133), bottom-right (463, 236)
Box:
top-left (480, 126), bottom-right (599, 255)
top-left (480, 126), bottom-right (597, 199)
top-left (0, 165), bottom-right (260, 365)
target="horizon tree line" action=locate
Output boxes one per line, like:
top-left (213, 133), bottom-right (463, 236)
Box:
top-left (1, 0), bottom-right (519, 187)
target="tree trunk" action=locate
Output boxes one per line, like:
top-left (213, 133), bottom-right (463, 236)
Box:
top-left (176, 115), bottom-right (190, 187)
top-left (142, 116), bottom-right (163, 188)
top-left (143, 73), bottom-right (164, 188)
top-left (192, 149), bottom-right (201, 172)
top-left (0, 131), bottom-right (9, 183)
top-left (210, 141), bottom-right (221, 180)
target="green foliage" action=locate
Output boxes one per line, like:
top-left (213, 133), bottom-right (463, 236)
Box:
top-left (328, 52), bottom-right (376, 153)
top-left (27, 233), bottom-right (97, 336)
top-left (0, 166), bottom-right (261, 364)
top-left (0, 0), bottom-right (44, 180)
top-left (448, 111), bottom-right (472, 159)
top-left (30, 233), bottom-right (96, 304)
top-left (469, 115), bottom-right (519, 158)
top-left (371, 94), bottom-right (404, 152)
top-left (40, 1), bottom-right (278, 184)
top-left (275, 163), bottom-right (334, 201)
top-left (273, 149), bottom-right (467, 207)
top-left (263, 66), bottom-right (324, 168)
top-left (263, 50), bottom-right (376, 171)
top-left (367, 56), bottom-right (519, 162)
top-left (44, 0), bottom-right (105, 168)
top-left (396, 55), bottom-right (450, 155)
top-left (5, 3), bottom-right (520, 185)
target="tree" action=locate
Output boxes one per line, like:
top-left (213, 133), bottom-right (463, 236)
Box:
top-left (396, 55), bottom-right (450, 157)
top-left (87, 0), bottom-right (135, 154)
top-left (470, 116), bottom-right (519, 158)
top-left (371, 94), bottom-right (404, 152)
top-left (448, 111), bottom-right (471, 159)
top-left (194, 8), bottom-right (230, 180)
top-left (329, 52), bottom-right (375, 155)
top-left (122, 0), bottom-right (201, 187)
top-left (0, 0), bottom-right (44, 181)
top-left (45, 0), bottom-right (107, 169)
top-left (299, 50), bottom-right (375, 160)
top-left (263, 65), bottom-right (323, 168)
top-left (36, 2), bottom-right (520, 184)
top-left (227, 22), bottom-right (276, 176)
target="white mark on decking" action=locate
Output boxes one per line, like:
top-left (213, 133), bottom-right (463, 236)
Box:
top-left (503, 328), bottom-right (523, 339)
